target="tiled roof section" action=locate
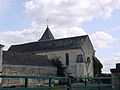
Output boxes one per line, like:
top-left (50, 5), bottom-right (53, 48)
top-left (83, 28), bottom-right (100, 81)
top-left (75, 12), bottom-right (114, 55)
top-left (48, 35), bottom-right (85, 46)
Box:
top-left (8, 35), bottom-right (88, 53)
top-left (3, 51), bottom-right (55, 67)
top-left (38, 26), bottom-right (55, 41)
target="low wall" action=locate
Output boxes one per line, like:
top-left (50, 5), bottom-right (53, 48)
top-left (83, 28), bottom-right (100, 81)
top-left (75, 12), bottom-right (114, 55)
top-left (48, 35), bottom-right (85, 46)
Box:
top-left (1, 65), bottom-right (57, 87)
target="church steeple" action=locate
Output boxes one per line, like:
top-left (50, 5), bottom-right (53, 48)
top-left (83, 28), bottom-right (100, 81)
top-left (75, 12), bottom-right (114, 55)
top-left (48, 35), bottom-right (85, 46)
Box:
top-left (38, 25), bottom-right (55, 41)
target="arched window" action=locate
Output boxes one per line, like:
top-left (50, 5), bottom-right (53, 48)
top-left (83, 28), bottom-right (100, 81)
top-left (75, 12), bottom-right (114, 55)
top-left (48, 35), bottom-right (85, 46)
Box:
top-left (66, 53), bottom-right (69, 65)
top-left (87, 57), bottom-right (91, 66)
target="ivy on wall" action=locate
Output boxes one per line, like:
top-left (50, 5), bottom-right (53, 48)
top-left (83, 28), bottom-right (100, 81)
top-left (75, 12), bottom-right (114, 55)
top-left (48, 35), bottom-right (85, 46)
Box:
top-left (51, 56), bottom-right (65, 77)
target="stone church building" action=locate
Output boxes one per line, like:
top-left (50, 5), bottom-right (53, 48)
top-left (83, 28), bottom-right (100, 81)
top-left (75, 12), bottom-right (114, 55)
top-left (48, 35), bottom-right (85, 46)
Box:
top-left (7, 26), bottom-right (97, 77)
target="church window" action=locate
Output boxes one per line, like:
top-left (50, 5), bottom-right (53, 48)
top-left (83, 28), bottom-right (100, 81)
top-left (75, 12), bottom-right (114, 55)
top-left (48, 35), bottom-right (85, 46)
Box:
top-left (66, 53), bottom-right (69, 65)
top-left (87, 57), bottom-right (90, 62)
top-left (76, 54), bottom-right (86, 63)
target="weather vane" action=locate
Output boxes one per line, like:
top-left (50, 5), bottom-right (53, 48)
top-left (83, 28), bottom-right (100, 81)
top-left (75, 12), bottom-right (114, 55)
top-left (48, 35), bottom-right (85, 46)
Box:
top-left (47, 19), bottom-right (49, 27)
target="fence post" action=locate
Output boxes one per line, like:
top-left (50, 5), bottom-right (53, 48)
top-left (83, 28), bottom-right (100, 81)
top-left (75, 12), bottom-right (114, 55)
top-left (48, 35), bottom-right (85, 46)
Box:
top-left (67, 77), bottom-right (71, 90)
top-left (25, 78), bottom-right (28, 88)
top-left (98, 78), bottom-right (100, 90)
top-left (49, 78), bottom-right (52, 90)
top-left (118, 77), bottom-right (120, 89)
top-left (85, 78), bottom-right (87, 86)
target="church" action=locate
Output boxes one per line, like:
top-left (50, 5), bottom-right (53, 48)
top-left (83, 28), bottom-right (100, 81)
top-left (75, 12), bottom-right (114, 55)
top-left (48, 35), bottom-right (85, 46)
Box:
top-left (7, 26), bottom-right (98, 77)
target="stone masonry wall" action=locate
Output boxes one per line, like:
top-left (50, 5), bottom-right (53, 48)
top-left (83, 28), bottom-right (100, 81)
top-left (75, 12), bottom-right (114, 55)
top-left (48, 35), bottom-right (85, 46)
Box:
top-left (2, 65), bottom-right (57, 87)
top-left (36, 49), bottom-right (84, 77)
top-left (81, 36), bottom-right (95, 77)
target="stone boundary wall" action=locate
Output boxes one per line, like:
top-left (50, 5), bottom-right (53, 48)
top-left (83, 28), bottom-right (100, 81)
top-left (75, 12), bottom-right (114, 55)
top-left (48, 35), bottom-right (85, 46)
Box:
top-left (1, 65), bottom-right (57, 87)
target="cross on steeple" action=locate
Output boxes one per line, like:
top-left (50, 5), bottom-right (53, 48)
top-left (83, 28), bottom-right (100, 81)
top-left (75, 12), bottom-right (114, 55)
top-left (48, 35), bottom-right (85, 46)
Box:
top-left (47, 19), bottom-right (49, 27)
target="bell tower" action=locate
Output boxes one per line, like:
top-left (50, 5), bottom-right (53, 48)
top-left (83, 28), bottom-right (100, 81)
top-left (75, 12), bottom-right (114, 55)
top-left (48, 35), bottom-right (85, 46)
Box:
top-left (38, 19), bottom-right (55, 41)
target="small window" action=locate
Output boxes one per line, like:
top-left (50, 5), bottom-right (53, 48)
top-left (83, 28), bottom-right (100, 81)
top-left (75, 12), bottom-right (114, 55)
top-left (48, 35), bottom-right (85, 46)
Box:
top-left (66, 53), bottom-right (69, 65)
top-left (76, 54), bottom-right (86, 63)
top-left (87, 57), bottom-right (90, 63)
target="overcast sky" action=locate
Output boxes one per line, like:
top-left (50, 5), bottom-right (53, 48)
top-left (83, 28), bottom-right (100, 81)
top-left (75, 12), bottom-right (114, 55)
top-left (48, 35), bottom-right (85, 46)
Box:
top-left (0, 0), bottom-right (120, 73)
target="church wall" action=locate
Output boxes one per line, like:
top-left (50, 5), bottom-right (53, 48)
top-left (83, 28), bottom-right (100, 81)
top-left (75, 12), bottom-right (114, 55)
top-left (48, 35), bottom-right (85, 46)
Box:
top-left (35, 49), bottom-right (86, 77)
top-left (76, 63), bottom-right (87, 77)
top-left (81, 36), bottom-right (95, 77)
top-left (2, 65), bottom-right (57, 87)
top-left (36, 49), bottom-right (83, 65)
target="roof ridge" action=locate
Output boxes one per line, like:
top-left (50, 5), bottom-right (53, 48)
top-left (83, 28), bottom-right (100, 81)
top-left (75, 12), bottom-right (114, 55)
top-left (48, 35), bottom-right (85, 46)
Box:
top-left (38, 35), bottom-right (88, 42)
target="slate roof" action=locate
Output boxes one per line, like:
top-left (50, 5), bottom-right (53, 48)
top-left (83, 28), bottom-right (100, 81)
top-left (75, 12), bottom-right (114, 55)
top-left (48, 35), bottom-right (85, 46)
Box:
top-left (38, 26), bottom-right (55, 41)
top-left (3, 51), bottom-right (55, 67)
top-left (8, 35), bottom-right (88, 53)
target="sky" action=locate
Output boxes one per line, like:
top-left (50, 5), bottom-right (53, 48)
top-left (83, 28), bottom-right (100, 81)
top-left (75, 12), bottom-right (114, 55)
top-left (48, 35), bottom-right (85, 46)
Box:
top-left (0, 0), bottom-right (120, 73)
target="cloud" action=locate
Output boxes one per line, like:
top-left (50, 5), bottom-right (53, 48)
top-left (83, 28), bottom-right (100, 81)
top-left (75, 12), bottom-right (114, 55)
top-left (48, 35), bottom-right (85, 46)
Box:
top-left (107, 26), bottom-right (120, 32)
top-left (101, 52), bottom-right (120, 73)
top-left (23, 0), bottom-right (98, 26)
top-left (90, 31), bottom-right (117, 50)
top-left (22, 0), bottom-right (120, 51)
top-left (22, 0), bottom-right (120, 47)
top-left (52, 26), bottom-right (87, 39)
top-left (0, 22), bottom-right (43, 50)
top-left (98, 0), bottom-right (120, 18)
top-left (113, 52), bottom-right (120, 61)
top-left (90, 31), bottom-right (119, 73)
top-left (23, 0), bottom-right (120, 27)
top-left (1, 0), bottom-right (120, 51)
top-left (1, 0), bottom-right (120, 50)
